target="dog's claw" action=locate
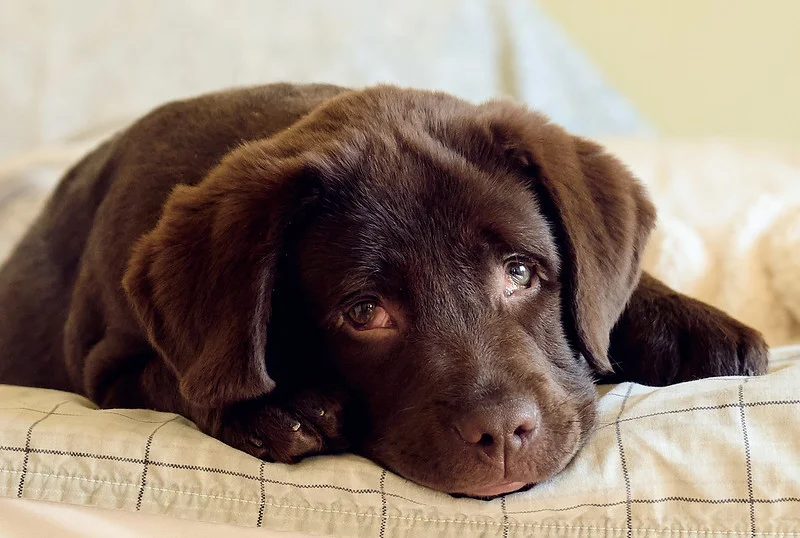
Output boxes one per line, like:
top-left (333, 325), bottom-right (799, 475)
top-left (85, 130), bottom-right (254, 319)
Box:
top-left (218, 386), bottom-right (350, 462)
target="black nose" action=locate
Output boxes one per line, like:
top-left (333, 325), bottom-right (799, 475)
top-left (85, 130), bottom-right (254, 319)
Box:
top-left (454, 401), bottom-right (539, 458)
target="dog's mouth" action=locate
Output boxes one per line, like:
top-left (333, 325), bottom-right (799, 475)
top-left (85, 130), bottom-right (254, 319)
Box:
top-left (365, 448), bottom-right (542, 499)
top-left (453, 480), bottom-right (533, 498)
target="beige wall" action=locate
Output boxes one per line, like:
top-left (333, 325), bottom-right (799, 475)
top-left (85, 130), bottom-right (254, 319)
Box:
top-left (539, 1), bottom-right (800, 143)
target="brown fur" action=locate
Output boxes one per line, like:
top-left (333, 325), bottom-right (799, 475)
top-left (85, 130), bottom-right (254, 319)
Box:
top-left (0, 84), bottom-right (768, 496)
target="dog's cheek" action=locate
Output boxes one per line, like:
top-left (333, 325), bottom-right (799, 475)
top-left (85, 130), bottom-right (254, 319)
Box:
top-left (507, 312), bottom-right (600, 470)
top-left (519, 291), bottom-right (597, 419)
top-left (542, 347), bottom-right (599, 443)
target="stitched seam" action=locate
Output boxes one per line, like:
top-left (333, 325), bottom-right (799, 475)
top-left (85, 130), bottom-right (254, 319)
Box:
top-left (500, 495), bottom-right (509, 538)
top-left (615, 383), bottom-right (635, 538)
top-left (596, 399), bottom-right (800, 432)
top-left (26, 448), bottom-right (144, 464)
top-left (5, 469), bottom-right (796, 511)
top-left (0, 407), bottom-right (173, 424)
top-left (507, 497), bottom-right (800, 515)
top-left (0, 447), bottom-right (420, 504)
top-left (136, 417), bottom-right (178, 511)
top-left (1, 469), bottom-right (799, 534)
top-left (596, 403), bottom-right (739, 430)
top-left (379, 469), bottom-right (387, 538)
top-left (739, 384), bottom-right (756, 538)
top-left (148, 461), bottom-right (421, 503)
top-left (16, 401), bottom-right (67, 498)
top-left (257, 460), bottom-right (266, 528)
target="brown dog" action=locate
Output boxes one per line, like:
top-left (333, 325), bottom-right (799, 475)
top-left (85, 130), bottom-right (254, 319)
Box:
top-left (0, 84), bottom-right (767, 497)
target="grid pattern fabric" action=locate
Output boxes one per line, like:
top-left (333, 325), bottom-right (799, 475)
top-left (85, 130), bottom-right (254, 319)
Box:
top-left (1, 346), bottom-right (799, 537)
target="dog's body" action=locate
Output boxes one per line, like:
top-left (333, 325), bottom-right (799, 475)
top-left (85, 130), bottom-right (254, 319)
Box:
top-left (0, 84), bottom-right (767, 497)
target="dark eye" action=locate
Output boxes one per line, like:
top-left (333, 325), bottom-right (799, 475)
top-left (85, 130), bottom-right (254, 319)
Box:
top-left (506, 261), bottom-right (532, 287)
top-left (347, 300), bottom-right (377, 326)
top-left (345, 299), bottom-right (394, 330)
top-left (503, 260), bottom-right (538, 296)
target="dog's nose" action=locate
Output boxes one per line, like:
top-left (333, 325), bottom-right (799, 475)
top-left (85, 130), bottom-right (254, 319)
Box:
top-left (455, 401), bottom-right (539, 456)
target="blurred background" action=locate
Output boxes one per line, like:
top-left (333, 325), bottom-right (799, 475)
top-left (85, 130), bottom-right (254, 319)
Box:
top-left (541, 0), bottom-right (800, 145)
top-left (3, 0), bottom-right (799, 157)
top-left (0, 0), bottom-right (799, 343)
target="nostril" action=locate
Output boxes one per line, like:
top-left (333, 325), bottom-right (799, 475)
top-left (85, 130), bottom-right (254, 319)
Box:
top-left (513, 409), bottom-right (539, 440)
top-left (456, 423), bottom-right (494, 445)
top-left (514, 423), bottom-right (532, 438)
top-left (455, 419), bottom-right (498, 446)
top-left (477, 433), bottom-right (494, 447)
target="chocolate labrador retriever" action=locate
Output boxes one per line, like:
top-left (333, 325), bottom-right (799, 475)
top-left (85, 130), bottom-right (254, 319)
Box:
top-left (0, 84), bottom-right (767, 497)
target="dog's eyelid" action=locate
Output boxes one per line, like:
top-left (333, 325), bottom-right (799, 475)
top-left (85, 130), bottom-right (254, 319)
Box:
top-left (480, 227), bottom-right (557, 274)
top-left (339, 291), bottom-right (381, 309)
top-left (503, 252), bottom-right (534, 263)
top-left (530, 256), bottom-right (557, 283)
top-left (501, 253), bottom-right (553, 281)
top-left (535, 264), bottom-right (552, 283)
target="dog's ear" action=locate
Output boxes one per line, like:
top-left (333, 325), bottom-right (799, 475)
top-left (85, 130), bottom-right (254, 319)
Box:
top-left (476, 104), bottom-right (656, 374)
top-left (123, 144), bottom-right (317, 407)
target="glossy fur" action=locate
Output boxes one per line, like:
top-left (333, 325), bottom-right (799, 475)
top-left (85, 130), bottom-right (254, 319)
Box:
top-left (0, 84), bottom-right (768, 495)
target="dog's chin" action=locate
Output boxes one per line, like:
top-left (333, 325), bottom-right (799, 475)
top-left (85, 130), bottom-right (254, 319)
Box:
top-left (450, 481), bottom-right (536, 499)
top-left (376, 458), bottom-right (542, 499)
top-left (362, 442), bottom-right (574, 500)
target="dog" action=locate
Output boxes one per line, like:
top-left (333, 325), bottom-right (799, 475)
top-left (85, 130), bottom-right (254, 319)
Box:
top-left (0, 83), bottom-right (768, 497)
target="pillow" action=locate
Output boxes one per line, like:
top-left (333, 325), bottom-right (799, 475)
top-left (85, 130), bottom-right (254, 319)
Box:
top-left (1, 346), bottom-right (798, 537)
top-left (600, 138), bottom-right (800, 347)
top-left (0, 0), bottom-right (647, 161)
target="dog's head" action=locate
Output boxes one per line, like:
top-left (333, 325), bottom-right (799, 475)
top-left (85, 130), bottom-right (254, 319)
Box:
top-left (124, 87), bottom-right (655, 496)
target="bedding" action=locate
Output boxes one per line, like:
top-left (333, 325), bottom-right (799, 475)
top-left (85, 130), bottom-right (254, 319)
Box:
top-left (0, 138), bottom-right (798, 537)
top-left (1, 2), bottom-right (798, 536)
top-left (0, 346), bottom-right (798, 537)
top-left (0, 0), bottom-right (647, 162)
top-left (2, 84), bottom-right (770, 501)
top-left (0, 497), bottom-right (299, 538)
top-left (602, 138), bottom-right (800, 347)
top-left (0, 132), bottom-right (799, 537)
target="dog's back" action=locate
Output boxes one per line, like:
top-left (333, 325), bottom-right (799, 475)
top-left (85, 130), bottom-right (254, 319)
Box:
top-left (0, 139), bottom-right (117, 390)
top-left (0, 83), bottom-right (346, 392)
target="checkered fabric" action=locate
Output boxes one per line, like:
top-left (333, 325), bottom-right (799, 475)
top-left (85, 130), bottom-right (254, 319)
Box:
top-left (1, 347), bottom-right (799, 537)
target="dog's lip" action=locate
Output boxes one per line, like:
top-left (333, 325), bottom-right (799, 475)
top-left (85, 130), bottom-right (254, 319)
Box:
top-left (456, 480), bottom-right (529, 498)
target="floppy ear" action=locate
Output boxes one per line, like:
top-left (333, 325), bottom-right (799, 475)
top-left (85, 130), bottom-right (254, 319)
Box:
top-left (477, 105), bottom-right (656, 374)
top-left (123, 145), bottom-right (314, 407)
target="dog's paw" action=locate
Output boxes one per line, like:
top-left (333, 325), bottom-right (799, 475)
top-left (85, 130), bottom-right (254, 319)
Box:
top-left (673, 310), bottom-right (769, 382)
top-left (218, 387), bottom-right (349, 462)
top-left (610, 290), bottom-right (769, 386)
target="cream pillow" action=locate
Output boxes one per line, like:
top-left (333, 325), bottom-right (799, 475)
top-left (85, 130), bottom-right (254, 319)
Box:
top-left (1, 346), bottom-right (798, 537)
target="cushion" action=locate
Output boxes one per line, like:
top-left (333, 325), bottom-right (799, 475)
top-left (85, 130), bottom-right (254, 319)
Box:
top-left (601, 138), bottom-right (800, 347)
top-left (1, 346), bottom-right (798, 537)
top-left (0, 0), bottom-right (647, 161)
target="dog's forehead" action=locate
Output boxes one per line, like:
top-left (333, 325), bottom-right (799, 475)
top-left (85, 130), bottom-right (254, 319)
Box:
top-left (306, 126), bottom-right (559, 278)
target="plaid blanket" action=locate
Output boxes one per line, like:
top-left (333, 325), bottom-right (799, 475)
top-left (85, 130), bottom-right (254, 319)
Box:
top-left (1, 346), bottom-right (799, 537)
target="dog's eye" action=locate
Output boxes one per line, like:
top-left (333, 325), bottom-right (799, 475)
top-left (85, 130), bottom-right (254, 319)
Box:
top-left (345, 300), bottom-right (393, 330)
top-left (507, 262), bottom-right (531, 286)
top-left (504, 260), bottom-right (537, 296)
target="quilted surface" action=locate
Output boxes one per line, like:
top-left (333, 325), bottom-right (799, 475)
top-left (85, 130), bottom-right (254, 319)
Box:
top-left (1, 347), bottom-right (798, 537)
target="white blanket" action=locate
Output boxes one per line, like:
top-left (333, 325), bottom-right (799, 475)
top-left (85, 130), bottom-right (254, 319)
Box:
top-left (0, 0), bottom-right (647, 161)
top-left (601, 139), bottom-right (800, 346)
top-left (1, 136), bottom-right (799, 537)
top-left (1, 347), bottom-right (798, 537)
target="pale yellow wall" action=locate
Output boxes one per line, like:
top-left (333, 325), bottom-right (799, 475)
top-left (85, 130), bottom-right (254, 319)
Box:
top-left (539, 1), bottom-right (800, 143)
